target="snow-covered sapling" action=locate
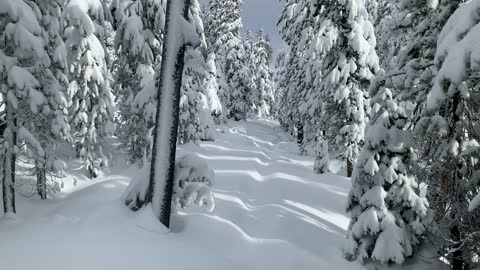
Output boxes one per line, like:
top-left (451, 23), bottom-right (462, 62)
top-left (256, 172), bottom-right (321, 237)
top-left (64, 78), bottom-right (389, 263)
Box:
top-left (314, 139), bottom-right (329, 174)
top-left (173, 154), bottom-right (215, 212)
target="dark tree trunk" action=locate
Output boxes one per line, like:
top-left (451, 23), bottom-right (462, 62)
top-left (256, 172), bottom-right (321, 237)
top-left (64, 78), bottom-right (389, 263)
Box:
top-left (451, 225), bottom-right (464, 270)
top-left (125, 0), bottom-right (192, 228)
top-left (297, 123), bottom-right (305, 155)
top-left (2, 103), bottom-right (16, 214)
top-left (36, 161), bottom-right (47, 200)
top-left (347, 159), bottom-right (353, 178)
top-left (448, 93), bottom-right (466, 270)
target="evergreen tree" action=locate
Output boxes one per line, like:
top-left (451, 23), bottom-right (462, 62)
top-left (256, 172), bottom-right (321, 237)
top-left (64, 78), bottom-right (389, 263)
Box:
top-left (63, 0), bottom-right (116, 178)
top-left (34, 0), bottom-right (71, 199)
top-left (178, 2), bottom-right (216, 144)
top-left (315, 0), bottom-right (380, 176)
top-left (206, 0), bottom-right (249, 120)
top-left (0, 0), bottom-right (69, 211)
top-left (274, 46), bottom-right (293, 128)
top-left (417, 1), bottom-right (480, 266)
top-left (344, 82), bottom-right (431, 265)
top-left (314, 137), bottom-right (329, 174)
top-left (204, 53), bottom-right (223, 122)
top-left (278, 1), bottom-right (315, 151)
top-left (243, 30), bottom-right (258, 114)
top-left (278, 0), bottom-right (380, 174)
top-left (253, 29), bottom-right (275, 117)
top-left (112, 0), bottom-right (166, 163)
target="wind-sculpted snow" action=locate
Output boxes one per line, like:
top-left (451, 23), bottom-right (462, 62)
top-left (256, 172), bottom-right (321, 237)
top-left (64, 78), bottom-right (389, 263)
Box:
top-left (0, 118), bottom-right (364, 270)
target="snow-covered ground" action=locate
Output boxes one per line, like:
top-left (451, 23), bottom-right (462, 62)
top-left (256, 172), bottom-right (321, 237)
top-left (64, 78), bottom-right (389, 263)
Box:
top-left (0, 119), bottom-right (363, 270)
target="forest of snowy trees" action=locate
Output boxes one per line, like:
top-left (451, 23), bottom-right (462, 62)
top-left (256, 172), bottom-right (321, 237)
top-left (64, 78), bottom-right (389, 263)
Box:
top-left (1, 0), bottom-right (480, 269)
top-left (276, 0), bottom-right (480, 268)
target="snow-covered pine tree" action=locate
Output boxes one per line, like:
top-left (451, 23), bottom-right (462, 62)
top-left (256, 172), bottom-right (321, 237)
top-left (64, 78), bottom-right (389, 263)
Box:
top-left (178, 2), bottom-right (216, 144)
top-left (112, 0), bottom-right (166, 163)
top-left (344, 81), bottom-right (431, 266)
top-left (278, 0), bottom-right (316, 152)
top-left (274, 46), bottom-right (293, 128)
top-left (206, 0), bottom-right (249, 120)
top-left (34, 0), bottom-right (71, 199)
top-left (316, 0), bottom-right (380, 177)
top-left (313, 137), bottom-right (329, 174)
top-left (63, 0), bottom-right (116, 178)
top-left (417, 1), bottom-right (480, 266)
top-left (125, 0), bottom-right (202, 227)
top-left (0, 0), bottom-right (66, 210)
top-left (253, 29), bottom-right (274, 117)
top-left (243, 30), bottom-right (258, 115)
top-left (279, 0), bottom-right (380, 174)
top-left (204, 53), bottom-right (223, 122)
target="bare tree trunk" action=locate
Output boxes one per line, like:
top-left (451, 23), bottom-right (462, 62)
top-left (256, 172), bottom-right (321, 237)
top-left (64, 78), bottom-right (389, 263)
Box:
top-left (297, 123), bottom-right (305, 155)
top-left (36, 161), bottom-right (47, 200)
top-left (451, 224), bottom-right (464, 270)
top-left (125, 0), bottom-right (192, 228)
top-left (347, 159), bottom-right (353, 178)
top-left (2, 103), bottom-right (16, 214)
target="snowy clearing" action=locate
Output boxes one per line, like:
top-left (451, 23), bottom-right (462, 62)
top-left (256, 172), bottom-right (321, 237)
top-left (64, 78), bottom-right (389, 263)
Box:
top-left (0, 119), bottom-right (362, 270)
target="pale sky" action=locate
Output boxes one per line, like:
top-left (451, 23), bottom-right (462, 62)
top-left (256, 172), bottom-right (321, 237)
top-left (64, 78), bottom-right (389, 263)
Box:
top-left (199, 0), bottom-right (284, 54)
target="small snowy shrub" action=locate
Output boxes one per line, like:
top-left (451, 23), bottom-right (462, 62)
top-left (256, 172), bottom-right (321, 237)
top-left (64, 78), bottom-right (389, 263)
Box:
top-left (173, 154), bottom-right (215, 212)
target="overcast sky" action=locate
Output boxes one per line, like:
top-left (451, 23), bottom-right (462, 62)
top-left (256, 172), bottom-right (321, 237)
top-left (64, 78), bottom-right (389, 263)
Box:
top-left (199, 0), bottom-right (284, 54)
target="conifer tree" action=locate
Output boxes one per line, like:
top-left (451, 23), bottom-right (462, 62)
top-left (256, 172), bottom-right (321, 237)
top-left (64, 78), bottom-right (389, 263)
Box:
top-left (178, 3), bottom-right (216, 144)
top-left (253, 29), bottom-right (275, 117)
top-left (344, 82), bottom-right (431, 265)
top-left (63, 0), bottom-right (116, 178)
top-left (206, 0), bottom-right (249, 120)
top-left (278, 0), bottom-right (380, 174)
top-left (112, 0), bottom-right (166, 163)
top-left (417, 1), bottom-right (480, 266)
top-left (34, 0), bottom-right (71, 199)
top-left (204, 53), bottom-right (223, 122)
top-left (243, 30), bottom-right (258, 114)
top-left (0, 0), bottom-right (68, 210)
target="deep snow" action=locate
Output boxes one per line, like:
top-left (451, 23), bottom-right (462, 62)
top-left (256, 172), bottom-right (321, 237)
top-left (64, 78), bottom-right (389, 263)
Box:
top-left (0, 118), bottom-right (364, 270)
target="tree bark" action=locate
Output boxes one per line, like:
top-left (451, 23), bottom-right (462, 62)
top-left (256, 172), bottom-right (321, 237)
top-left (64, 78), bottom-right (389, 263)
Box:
top-left (36, 161), bottom-right (47, 200)
top-left (125, 0), bottom-right (192, 228)
top-left (347, 159), bottom-right (353, 178)
top-left (451, 224), bottom-right (464, 270)
top-left (2, 102), bottom-right (16, 214)
top-left (297, 123), bottom-right (305, 155)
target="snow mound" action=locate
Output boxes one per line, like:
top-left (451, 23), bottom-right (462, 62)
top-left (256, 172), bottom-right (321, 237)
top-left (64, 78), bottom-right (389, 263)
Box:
top-left (174, 154), bottom-right (215, 212)
top-left (228, 126), bottom-right (247, 135)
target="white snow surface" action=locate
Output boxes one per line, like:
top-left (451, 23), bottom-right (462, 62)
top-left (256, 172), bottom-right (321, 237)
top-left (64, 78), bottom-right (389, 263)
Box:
top-left (0, 119), bottom-right (365, 270)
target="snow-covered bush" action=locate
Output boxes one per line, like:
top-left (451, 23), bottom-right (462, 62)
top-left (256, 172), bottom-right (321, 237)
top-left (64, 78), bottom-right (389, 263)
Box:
top-left (173, 154), bottom-right (215, 212)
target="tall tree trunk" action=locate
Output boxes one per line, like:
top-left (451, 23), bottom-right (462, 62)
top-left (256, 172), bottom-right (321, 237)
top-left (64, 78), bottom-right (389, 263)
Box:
top-left (297, 123), bottom-right (305, 155)
top-left (2, 103), bottom-right (16, 214)
top-left (451, 224), bottom-right (464, 270)
top-left (125, 0), bottom-right (192, 228)
top-left (448, 93), bottom-right (466, 269)
top-left (347, 159), bottom-right (353, 178)
top-left (36, 161), bottom-right (47, 200)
